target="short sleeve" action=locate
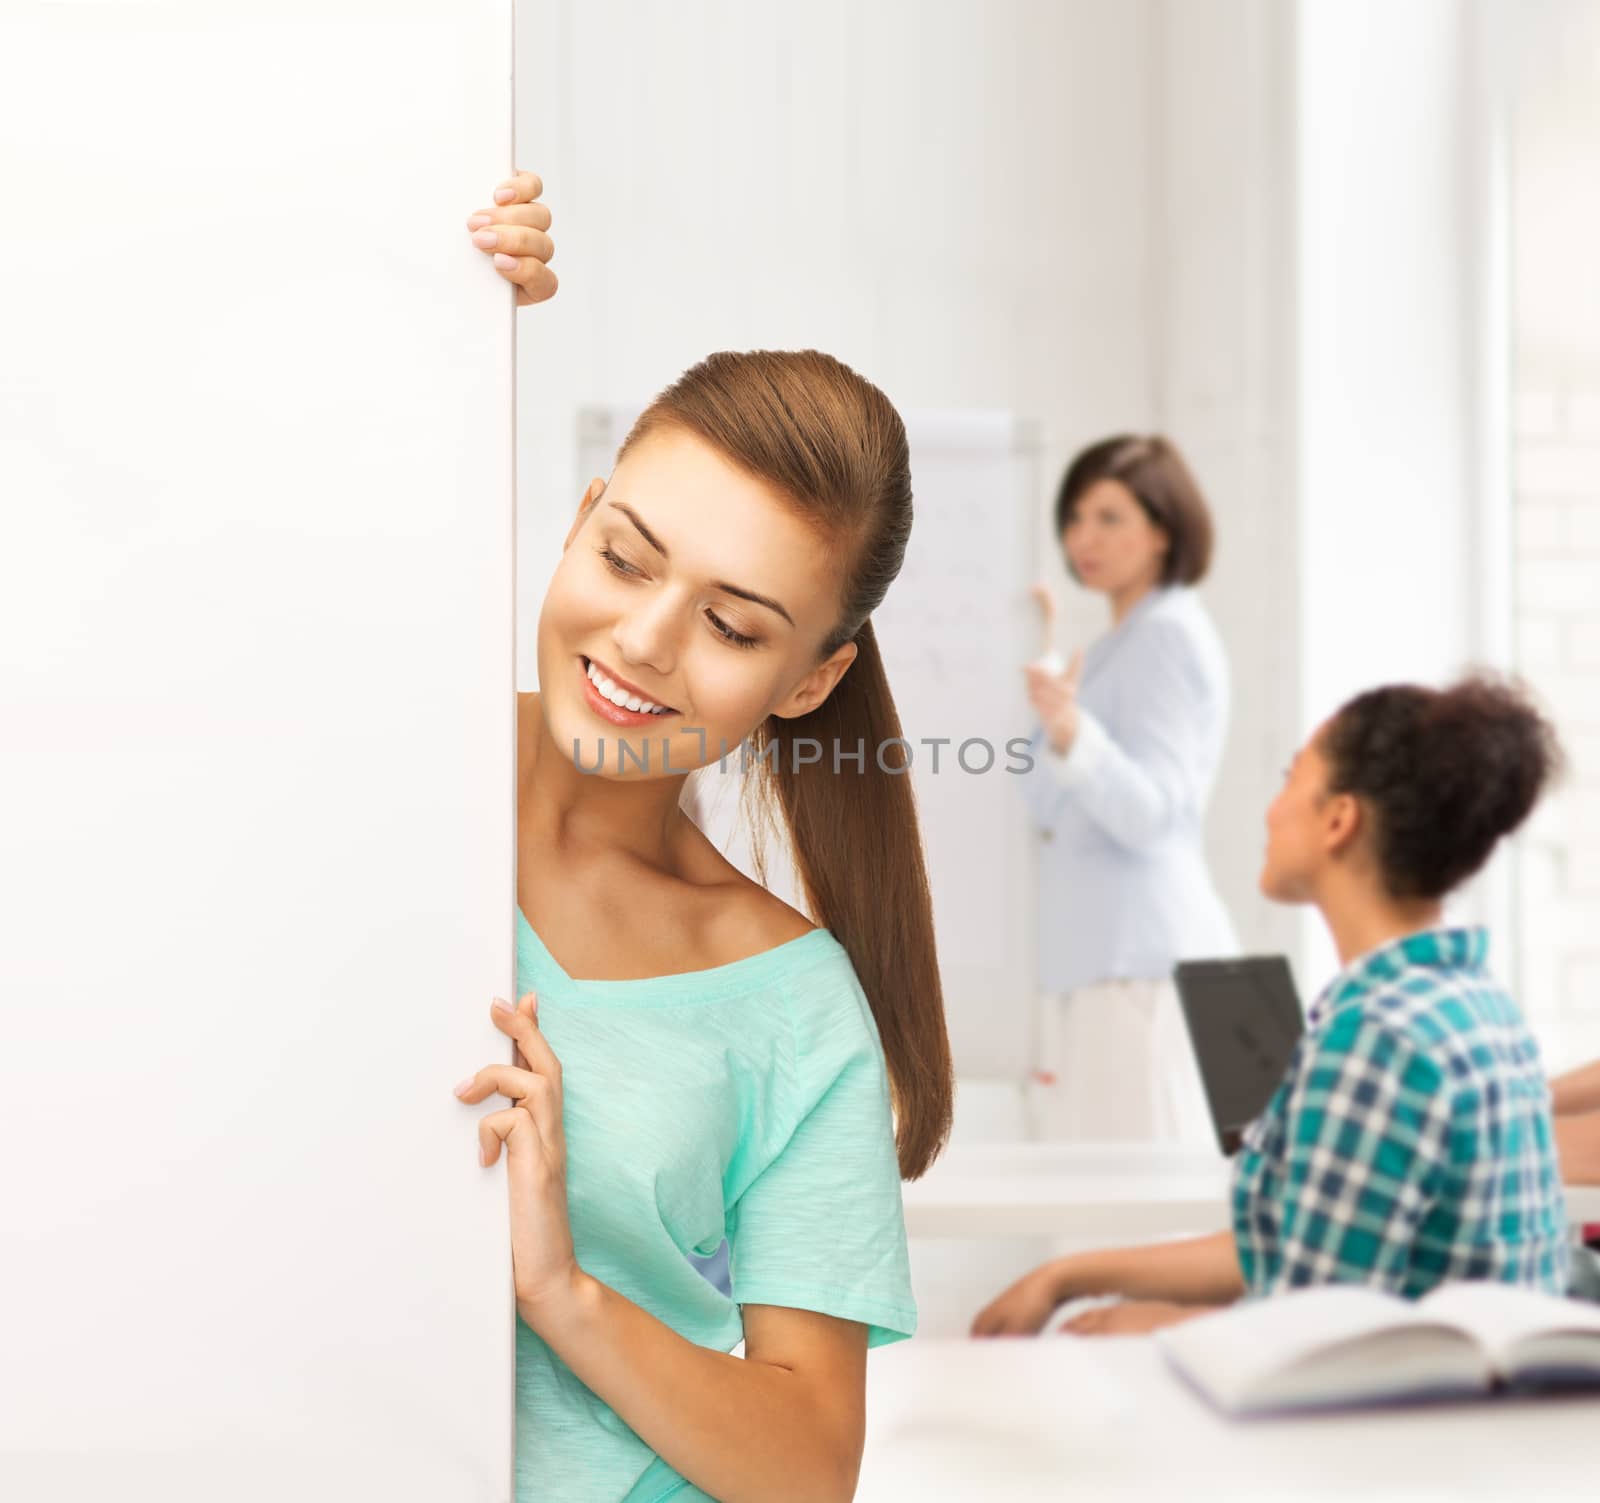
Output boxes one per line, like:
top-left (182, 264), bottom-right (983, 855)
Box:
top-left (725, 957), bottom-right (917, 1348)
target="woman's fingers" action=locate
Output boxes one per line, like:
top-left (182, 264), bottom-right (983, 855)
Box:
top-left (478, 1104), bottom-right (542, 1168)
top-left (491, 993), bottom-right (562, 1083)
top-left (471, 172), bottom-right (556, 305)
top-left (454, 1061), bottom-right (541, 1104)
top-left (470, 225), bottom-right (554, 262)
top-left (494, 254), bottom-right (558, 306)
top-left (457, 1048), bottom-right (563, 1150)
top-left (1062, 649), bottom-right (1086, 691)
top-left (1022, 664), bottom-right (1072, 716)
top-left (970, 1301), bottom-right (1017, 1337)
top-left (467, 221), bottom-right (557, 307)
top-left (493, 170), bottom-right (544, 205)
top-left (465, 201), bottom-right (552, 232)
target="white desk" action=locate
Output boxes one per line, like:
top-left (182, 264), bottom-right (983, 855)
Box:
top-left (859, 1335), bottom-right (1599, 1501)
top-left (904, 1142), bottom-right (1600, 1240)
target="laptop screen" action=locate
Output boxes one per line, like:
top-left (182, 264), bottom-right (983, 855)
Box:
top-left (1174, 956), bottom-right (1304, 1155)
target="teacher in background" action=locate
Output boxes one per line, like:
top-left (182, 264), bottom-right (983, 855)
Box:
top-left (1018, 434), bottom-right (1237, 1147)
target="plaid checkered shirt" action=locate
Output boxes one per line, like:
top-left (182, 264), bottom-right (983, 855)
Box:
top-left (1232, 926), bottom-right (1569, 1298)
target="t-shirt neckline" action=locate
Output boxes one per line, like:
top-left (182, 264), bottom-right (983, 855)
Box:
top-left (515, 905), bottom-right (838, 1005)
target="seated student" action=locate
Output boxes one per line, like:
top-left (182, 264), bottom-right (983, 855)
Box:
top-left (972, 674), bottom-right (1570, 1338)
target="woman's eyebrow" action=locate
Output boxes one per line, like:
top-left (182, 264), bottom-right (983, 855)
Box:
top-left (606, 500), bottom-right (795, 627)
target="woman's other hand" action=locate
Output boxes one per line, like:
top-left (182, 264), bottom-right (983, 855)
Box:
top-left (969, 1262), bottom-right (1067, 1337)
top-left (1023, 649), bottom-right (1085, 756)
top-left (1028, 581), bottom-right (1058, 654)
top-left (465, 171), bottom-right (557, 306)
top-left (1059, 1299), bottom-right (1200, 1337)
top-left (454, 990), bottom-right (579, 1322)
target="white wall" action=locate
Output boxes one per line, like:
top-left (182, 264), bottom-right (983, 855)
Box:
top-left (1, 4), bottom-right (518, 1495)
top-left (1509, 0), bottom-right (1600, 1066)
top-left (1294, 0), bottom-right (1507, 987)
top-left (1149, 0), bottom-right (1301, 972)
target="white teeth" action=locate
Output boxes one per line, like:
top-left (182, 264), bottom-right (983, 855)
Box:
top-left (585, 658), bottom-right (670, 715)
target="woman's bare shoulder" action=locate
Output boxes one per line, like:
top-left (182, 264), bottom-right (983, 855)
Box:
top-left (675, 823), bottom-right (817, 959)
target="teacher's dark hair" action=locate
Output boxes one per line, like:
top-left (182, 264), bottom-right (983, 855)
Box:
top-left (1320, 673), bottom-right (1564, 901)
top-left (1054, 434), bottom-right (1214, 586)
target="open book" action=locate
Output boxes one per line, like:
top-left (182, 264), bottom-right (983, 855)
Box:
top-left (1158, 1282), bottom-right (1600, 1414)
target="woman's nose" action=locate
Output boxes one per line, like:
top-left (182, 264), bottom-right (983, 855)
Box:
top-left (611, 595), bottom-right (680, 678)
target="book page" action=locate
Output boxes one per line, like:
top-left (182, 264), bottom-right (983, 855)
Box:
top-left (1159, 1288), bottom-right (1417, 1408)
top-left (1420, 1282), bottom-right (1600, 1377)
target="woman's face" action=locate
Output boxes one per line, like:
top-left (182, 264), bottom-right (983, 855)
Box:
top-left (1258, 728), bottom-right (1356, 902)
top-left (536, 425), bottom-right (857, 780)
top-left (1060, 478), bottom-right (1170, 599)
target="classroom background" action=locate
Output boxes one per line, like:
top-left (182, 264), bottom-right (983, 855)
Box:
top-left (515, 0), bottom-right (1600, 1333)
top-left (7, 1), bottom-right (1600, 1498)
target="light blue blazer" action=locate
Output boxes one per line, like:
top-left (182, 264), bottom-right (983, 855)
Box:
top-left (1017, 585), bottom-right (1239, 994)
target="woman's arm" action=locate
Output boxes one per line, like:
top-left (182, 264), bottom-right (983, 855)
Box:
top-left (971, 1229), bottom-right (1244, 1336)
top-left (1012, 722), bottom-right (1073, 833)
top-left (1040, 616), bottom-right (1219, 852)
top-left (528, 1277), bottom-right (864, 1503)
top-left (1551, 1058), bottom-right (1600, 1117)
top-left (1052, 1228), bottom-right (1246, 1304)
top-left (465, 994), bottom-right (870, 1503)
top-left (1555, 1111), bottom-right (1600, 1185)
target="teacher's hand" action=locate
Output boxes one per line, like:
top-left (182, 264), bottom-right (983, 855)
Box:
top-left (454, 990), bottom-right (579, 1323)
top-left (1023, 649), bottom-right (1085, 756)
top-left (465, 170), bottom-right (557, 305)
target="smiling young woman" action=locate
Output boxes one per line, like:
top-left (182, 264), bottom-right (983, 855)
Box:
top-left (454, 174), bottom-right (954, 1503)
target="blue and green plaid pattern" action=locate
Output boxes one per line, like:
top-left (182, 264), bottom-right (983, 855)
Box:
top-left (1232, 927), bottom-right (1568, 1298)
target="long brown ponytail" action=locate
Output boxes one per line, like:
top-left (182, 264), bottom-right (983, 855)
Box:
top-left (617, 350), bottom-right (954, 1180)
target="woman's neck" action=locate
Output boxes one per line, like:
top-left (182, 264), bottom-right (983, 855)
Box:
top-left (521, 693), bottom-right (688, 869)
top-left (1109, 577), bottom-right (1160, 626)
top-left (1315, 872), bottom-right (1444, 970)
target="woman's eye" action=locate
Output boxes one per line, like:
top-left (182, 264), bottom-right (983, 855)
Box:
top-left (707, 610), bottom-right (758, 650)
top-left (598, 544), bottom-right (757, 648)
top-left (597, 545), bottom-right (641, 578)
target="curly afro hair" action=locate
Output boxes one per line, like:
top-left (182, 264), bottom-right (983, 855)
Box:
top-left (1320, 673), bottom-right (1564, 901)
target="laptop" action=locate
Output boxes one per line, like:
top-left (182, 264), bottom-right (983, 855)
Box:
top-left (1173, 956), bottom-right (1305, 1155)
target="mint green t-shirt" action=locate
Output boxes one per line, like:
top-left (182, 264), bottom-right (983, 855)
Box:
top-left (513, 908), bottom-right (917, 1503)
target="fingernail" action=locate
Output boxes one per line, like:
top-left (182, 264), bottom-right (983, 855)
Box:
top-left (492, 252), bottom-right (517, 271)
top-left (494, 187), bottom-right (515, 203)
top-left (472, 229), bottom-right (498, 248)
top-left (492, 997), bottom-right (514, 1014)
top-left (453, 1076), bottom-right (475, 1098)
top-left (466, 213), bottom-right (492, 229)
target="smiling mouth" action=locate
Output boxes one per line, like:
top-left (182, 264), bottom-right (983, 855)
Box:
top-left (578, 656), bottom-right (679, 718)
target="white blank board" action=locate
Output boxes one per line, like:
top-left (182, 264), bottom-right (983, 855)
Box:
top-left (576, 408), bottom-right (1040, 1079)
top-left (0, 4), bottom-right (517, 1498)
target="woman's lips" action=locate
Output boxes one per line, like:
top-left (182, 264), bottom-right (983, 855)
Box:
top-left (577, 656), bottom-right (679, 727)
